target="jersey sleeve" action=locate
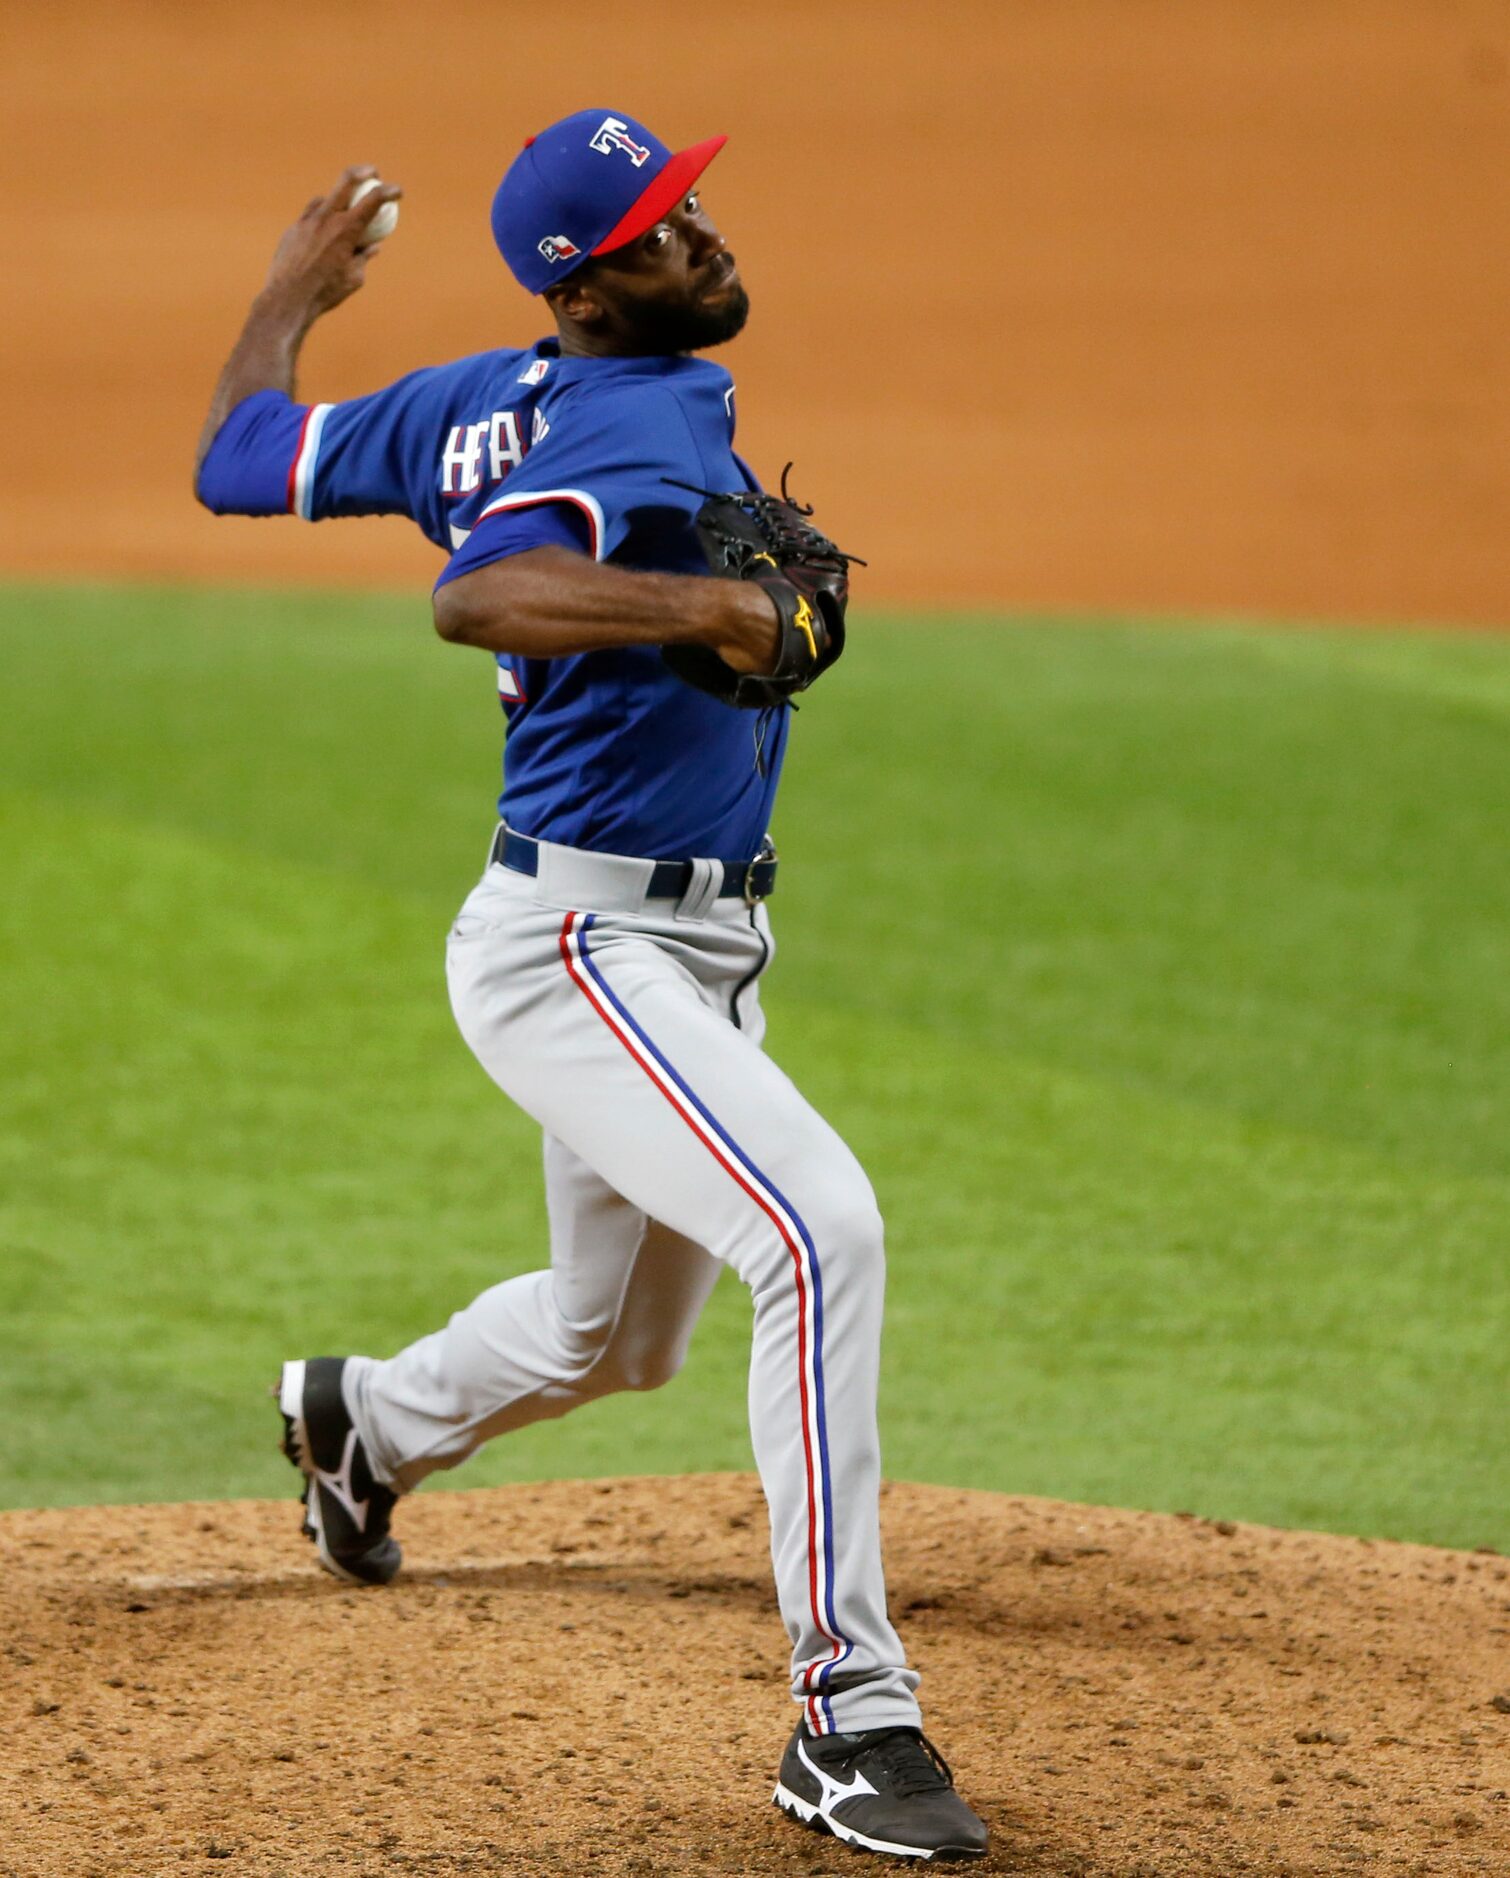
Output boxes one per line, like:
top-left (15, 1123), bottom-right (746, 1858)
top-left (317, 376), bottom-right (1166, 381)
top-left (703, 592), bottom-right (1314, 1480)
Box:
top-left (300, 365), bottom-right (460, 523)
top-left (194, 390), bottom-right (315, 518)
top-left (432, 382), bottom-right (704, 585)
top-left (195, 356), bottom-right (490, 534)
top-left (433, 503), bottom-right (591, 590)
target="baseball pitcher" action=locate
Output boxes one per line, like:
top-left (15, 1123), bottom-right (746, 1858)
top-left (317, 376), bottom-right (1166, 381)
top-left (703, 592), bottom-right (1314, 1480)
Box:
top-left (195, 109), bottom-right (987, 1862)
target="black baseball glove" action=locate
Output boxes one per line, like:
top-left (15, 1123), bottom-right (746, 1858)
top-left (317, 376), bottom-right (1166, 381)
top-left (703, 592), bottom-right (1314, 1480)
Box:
top-left (662, 468), bottom-right (860, 710)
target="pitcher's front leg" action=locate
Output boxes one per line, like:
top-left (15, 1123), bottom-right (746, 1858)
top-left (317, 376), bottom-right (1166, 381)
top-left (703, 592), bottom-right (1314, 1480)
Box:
top-left (535, 915), bottom-right (922, 1736)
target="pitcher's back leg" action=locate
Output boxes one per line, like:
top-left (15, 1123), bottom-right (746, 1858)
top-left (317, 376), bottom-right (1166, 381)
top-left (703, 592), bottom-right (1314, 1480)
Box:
top-left (348, 1133), bottom-right (722, 1492)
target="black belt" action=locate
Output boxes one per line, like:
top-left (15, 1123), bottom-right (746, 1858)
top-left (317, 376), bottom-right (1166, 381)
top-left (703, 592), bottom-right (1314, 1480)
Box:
top-left (490, 826), bottom-right (778, 903)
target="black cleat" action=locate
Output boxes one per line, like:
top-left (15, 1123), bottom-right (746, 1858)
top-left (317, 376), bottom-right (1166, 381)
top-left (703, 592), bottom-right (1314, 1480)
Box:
top-left (774, 1723), bottom-right (989, 1862)
top-left (275, 1357), bottom-right (401, 1586)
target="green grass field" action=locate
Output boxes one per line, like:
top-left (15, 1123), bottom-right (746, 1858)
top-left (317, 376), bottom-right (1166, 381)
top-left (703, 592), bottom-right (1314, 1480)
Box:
top-left (1, 582), bottom-right (1505, 1548)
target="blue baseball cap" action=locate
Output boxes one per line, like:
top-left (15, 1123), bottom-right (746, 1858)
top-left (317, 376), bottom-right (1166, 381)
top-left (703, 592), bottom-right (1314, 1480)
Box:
top-left (492, 108), bottom-right (727, 294)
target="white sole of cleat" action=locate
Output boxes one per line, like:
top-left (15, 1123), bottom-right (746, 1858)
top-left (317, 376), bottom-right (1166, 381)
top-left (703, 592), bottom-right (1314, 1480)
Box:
top-left (773, 1783), bottom-right (981, 1862)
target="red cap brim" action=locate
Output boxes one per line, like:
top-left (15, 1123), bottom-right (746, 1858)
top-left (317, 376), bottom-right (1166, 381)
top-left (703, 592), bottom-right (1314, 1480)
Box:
top-left (592, 133), bottom-right (728, 256)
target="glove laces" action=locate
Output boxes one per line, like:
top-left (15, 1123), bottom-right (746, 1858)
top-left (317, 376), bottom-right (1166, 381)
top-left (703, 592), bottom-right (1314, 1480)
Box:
top-left (752, 701), bottom-right (789, 775)
top-left (663, 467), bottom-right (865, 573)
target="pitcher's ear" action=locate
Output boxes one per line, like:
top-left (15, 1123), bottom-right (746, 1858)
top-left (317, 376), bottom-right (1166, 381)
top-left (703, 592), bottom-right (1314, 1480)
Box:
top-left (543, 272), bottom-right (606, 328)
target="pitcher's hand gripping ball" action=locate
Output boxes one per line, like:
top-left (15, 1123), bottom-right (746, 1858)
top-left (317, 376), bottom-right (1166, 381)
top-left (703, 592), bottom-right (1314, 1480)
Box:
top-left (349, 175), bottom-right (400, 247)
top-left (662, 470), bottom-right (859, 709)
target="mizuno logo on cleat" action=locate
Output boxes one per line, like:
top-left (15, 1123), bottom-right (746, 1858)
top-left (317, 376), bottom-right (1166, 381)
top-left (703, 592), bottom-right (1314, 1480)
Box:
top-left (313, 1429), bottom-right (370, 1532)
top-left (796, 1738), bottom-right (879, 1810)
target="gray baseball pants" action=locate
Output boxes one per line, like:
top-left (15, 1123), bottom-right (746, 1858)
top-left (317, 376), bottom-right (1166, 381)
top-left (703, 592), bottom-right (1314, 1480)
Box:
top-left (345, 838), bottom-right (922, 1735)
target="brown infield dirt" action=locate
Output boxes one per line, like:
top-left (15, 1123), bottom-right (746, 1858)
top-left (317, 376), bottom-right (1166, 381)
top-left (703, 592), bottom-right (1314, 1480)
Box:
top-left (3, 1476), bottom-right (1507, 1877)
top-left (2, 2), bottom-right (1507, 625)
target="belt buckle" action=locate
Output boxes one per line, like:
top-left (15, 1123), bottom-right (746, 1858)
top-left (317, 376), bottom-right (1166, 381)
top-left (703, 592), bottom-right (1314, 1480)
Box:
top-left (742, 840), bottom-right (777, 906)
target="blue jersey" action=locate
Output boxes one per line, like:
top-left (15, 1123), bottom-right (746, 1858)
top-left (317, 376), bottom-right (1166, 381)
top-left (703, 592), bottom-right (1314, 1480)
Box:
top-left (197, 339), bottom-right (790, 859)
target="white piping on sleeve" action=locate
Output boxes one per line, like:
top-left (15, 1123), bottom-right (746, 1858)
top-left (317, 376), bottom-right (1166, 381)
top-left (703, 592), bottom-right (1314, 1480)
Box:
top-left (476, 486), bottom-right (607, 562)
top-left (291, 402), bottom-right (333, 520)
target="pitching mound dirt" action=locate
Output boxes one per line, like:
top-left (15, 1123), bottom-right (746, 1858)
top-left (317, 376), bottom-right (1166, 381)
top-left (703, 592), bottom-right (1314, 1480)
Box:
top-left (2, 1475), bottom-right (1506, 1875)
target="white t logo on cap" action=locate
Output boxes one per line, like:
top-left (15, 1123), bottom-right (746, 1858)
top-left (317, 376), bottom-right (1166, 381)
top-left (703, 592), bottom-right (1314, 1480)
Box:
top-left (589, 116), bottom-right (651, 167)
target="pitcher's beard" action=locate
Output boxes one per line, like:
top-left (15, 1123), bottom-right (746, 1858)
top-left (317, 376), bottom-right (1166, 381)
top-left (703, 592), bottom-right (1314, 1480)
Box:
top-left (625, 281), bottom-right (750, 354)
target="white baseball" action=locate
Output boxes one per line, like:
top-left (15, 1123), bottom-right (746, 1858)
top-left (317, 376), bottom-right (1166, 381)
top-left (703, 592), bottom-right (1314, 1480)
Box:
top-left (350, 175), bottom-right (400, 245)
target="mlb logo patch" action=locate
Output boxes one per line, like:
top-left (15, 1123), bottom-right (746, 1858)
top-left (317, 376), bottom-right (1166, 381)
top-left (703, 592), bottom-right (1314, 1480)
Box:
top-left (497, 666), bottom-right (525, 704)
top-left (518, 358), bottom-right (551, 386)
top-left (537, 234), bottom-right (581, 264)
top-left (589, 115), bottom-right (651, 167)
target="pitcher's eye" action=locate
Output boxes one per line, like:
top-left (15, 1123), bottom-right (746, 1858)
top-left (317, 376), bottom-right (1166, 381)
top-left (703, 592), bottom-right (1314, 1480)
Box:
top-left (685, 192), bottom-right (700, 213)
top-left (647, 226), bottom-right (671, 250)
